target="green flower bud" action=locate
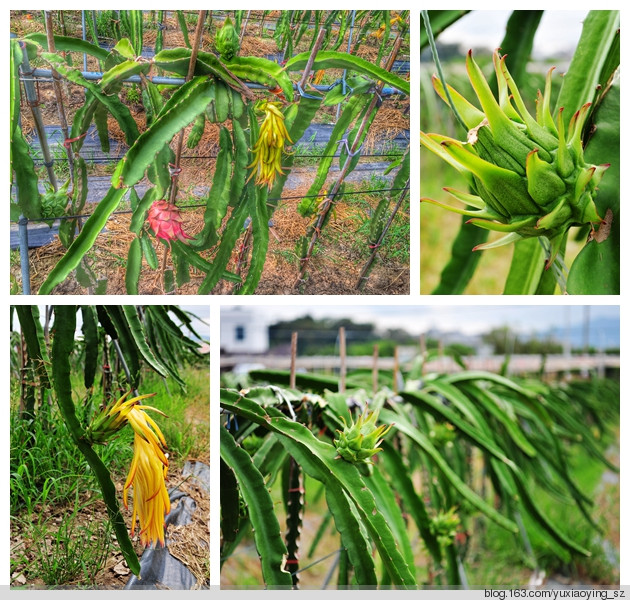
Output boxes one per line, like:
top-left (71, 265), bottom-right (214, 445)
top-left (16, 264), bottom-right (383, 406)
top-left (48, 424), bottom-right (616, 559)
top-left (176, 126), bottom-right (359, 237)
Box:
top-left (215, 17), bottom-right (239, 61)
top-left (429, 507), bottom-right (460, 548)
top-left (421, 50), bottom-right (609, 268)
top-left (333, 408), bottom-right (393, 467)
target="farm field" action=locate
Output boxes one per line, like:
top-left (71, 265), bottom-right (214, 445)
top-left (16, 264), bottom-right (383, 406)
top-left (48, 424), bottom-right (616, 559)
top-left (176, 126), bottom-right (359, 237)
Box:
top-left (219, 309), bottom-right (620, 588)
top-left (10, 10), bottom-right (410, 295)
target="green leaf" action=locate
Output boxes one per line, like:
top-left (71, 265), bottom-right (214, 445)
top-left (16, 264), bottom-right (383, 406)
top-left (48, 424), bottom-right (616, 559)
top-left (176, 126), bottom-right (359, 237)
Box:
top-left (225, 56), bottom-right (295, 103)
top-left (221, 390), bottom-right (415, 587)
top-left (430, 217), bottom-right (488, 294)
top-left (503, 238), bottom-right (546, 294)
top-left (500, 11), bottom-right (543, 85)
top-left (420, 11), bottom-right (469, 50)
top-left (220, 427), bottom-right (293, 588)
top-left (176, 10), bottom-right (192, 48)
top-left (125, 238), bottom-right (142, 294)
top-left (51, 306), bottom-right (141, 577)
top-left (38, 187), bottom-right (127, 294)
top-left (190, 125), bottom-right (233, 250)
top-left (285, 51), bottom-right (410, 96)
top-left (567, 74), bottom-right (619, 294)
top-left (103, 306), bottom-right (141, 387)
top-left (197, 187), bottom-right (253, 294)
top-left (11, 124), bottom-right (41, 219)
top-left (122, 306), bottom-right (170, 379)
top-left (380, 407), bottom-right (519, 534)
top-left (115, 77), bottom-right (214, 188)
top-left (555, 10), bottom-right (620, 124)
top-left (81, 306), bottom-right (99, 390)
top-left (15, 306), bottom-right (51, 388)
top-left (299, 95), bottom-right (369, 217)
top-left (40, 53), bottom-right (142, 148)
top-left (236, 187), bottom-right (269, 294)
top-left (24, 33), bottom-right (110, 61)
top-left (379, 442), bottom-right (442, 565)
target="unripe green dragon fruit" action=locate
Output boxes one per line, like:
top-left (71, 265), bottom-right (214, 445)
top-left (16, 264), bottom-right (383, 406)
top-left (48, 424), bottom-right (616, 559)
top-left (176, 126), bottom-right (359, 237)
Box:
top-left (421, 50), bottom-right (609, 268)
top-left (333, 408), bottom-right (393, 467)
top-left (40, 180), bottom-right (70, 226)
top-left (215, 17), bottom-right (239, 61)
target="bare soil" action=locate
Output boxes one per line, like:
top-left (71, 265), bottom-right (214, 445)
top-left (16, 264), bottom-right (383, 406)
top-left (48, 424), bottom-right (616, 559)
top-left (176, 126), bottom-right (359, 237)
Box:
top-left (10, 465), bottom-right (210, 589)
top-left (12, 175), bottom-right (409, 295)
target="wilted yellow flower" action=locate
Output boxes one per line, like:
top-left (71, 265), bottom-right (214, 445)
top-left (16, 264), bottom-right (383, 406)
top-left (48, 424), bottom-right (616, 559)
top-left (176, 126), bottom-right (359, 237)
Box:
top-left (124, 432), bottom-right (171, 547)
top-left (124, 403), bottom-right (170, 547)
top-left (87, 391), bottom-right (171, 547)
top-left (247, 100), bottom-right (293, 189)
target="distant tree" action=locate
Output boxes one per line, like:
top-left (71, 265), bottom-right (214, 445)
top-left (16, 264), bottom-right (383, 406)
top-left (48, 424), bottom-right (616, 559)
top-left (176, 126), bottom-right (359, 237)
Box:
top-left (269, 317), bottom-right (376, 355)
top-left (482, 326), bottom-right (562, 355)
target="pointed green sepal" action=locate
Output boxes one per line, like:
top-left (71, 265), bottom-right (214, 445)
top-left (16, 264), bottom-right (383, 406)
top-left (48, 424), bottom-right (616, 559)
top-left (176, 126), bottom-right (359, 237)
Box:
top-left (467, 215), bottom-right (537, 233)
top-left (525, 149), bottom-right (566, 206)
top-left (432, 75), bottom-right (485, 130)
top-left (441, 139), bottom-right (538, 216)
top-left (473, 231), bottom-right (522, 250)
top-left (555, 107), bottom-right (575, 178)
top-left (536, 197), bottom-right (571, 231)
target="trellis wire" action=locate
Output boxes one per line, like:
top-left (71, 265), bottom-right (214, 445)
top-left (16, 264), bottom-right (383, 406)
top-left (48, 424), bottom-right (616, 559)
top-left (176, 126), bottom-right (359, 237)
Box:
top-left (12, 186), bottom-right (408, 225)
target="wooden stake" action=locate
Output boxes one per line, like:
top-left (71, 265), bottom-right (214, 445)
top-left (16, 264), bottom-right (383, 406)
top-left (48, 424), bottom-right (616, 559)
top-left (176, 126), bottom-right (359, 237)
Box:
top-left (169, 10), bottom-right (207, 205)
top-left (372, 344), bottom-right (379, 395)
top-left (393, 346), bottom-right (400, 394)
top-left (339, 327), bottom-right (346, 393)
top-left (297, 27), bottom-right (327, 92)
top-left (290, 332), bottom-right (298, 389)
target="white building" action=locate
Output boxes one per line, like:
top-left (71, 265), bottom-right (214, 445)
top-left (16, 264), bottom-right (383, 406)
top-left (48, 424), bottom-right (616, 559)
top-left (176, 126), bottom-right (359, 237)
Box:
top-left (220, 306), bottom-right (270, 354)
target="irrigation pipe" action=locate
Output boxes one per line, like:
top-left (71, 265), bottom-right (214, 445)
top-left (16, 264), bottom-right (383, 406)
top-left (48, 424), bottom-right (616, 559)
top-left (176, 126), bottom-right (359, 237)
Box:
top-left (44, 11), bottom-right (75, 181)
top-left (22, 69), bottom-right (403, 96)
top-left (30, 152), bottom-right (406, 165)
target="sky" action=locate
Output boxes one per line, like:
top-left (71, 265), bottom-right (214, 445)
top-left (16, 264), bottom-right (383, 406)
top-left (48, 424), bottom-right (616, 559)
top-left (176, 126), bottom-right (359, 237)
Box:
top-left (228, 304), bottom-right (619, 340)
top-left (435, 10), bottom-right (589, 59)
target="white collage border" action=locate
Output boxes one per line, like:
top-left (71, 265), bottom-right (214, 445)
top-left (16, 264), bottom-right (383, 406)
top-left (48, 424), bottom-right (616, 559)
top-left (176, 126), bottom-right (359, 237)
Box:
top-left (3, 0), bottom-right (626, 594)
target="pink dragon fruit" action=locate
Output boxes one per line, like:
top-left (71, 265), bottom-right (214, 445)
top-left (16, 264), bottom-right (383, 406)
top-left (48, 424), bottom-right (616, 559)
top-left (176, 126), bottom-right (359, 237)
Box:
top-left (147, 200), bottom-right (193, 243)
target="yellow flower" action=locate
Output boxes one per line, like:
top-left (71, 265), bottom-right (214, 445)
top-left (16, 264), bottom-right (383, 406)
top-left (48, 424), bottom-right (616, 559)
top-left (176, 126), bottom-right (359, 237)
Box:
top-left (247, 100), bottom-right (293, 190)
top-left (124, 432), bottom-right (171, 547)
top-left (87, 391), bottom-right (171, 547)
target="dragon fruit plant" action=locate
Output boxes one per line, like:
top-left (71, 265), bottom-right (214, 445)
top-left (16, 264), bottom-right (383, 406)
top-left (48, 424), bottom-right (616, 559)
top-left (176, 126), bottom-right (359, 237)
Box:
top-left (420, 10), bottom-right (619, 294)
top-left (422, 50), bottom-right (608, 269)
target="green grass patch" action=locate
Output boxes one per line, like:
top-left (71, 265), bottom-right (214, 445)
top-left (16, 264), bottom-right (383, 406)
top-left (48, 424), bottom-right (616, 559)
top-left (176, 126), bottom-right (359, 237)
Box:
top-left (10, 361), bottom-right (209, 586)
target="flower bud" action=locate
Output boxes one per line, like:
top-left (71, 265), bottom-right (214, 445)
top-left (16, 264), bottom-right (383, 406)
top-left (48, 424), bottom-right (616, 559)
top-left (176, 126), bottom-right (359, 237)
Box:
top-left (421, 50), bottom-right (609, 268)
top-left (333, 408), bottom-right (393, 467)
top-left (215, 17), bottom-right (240, 61)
